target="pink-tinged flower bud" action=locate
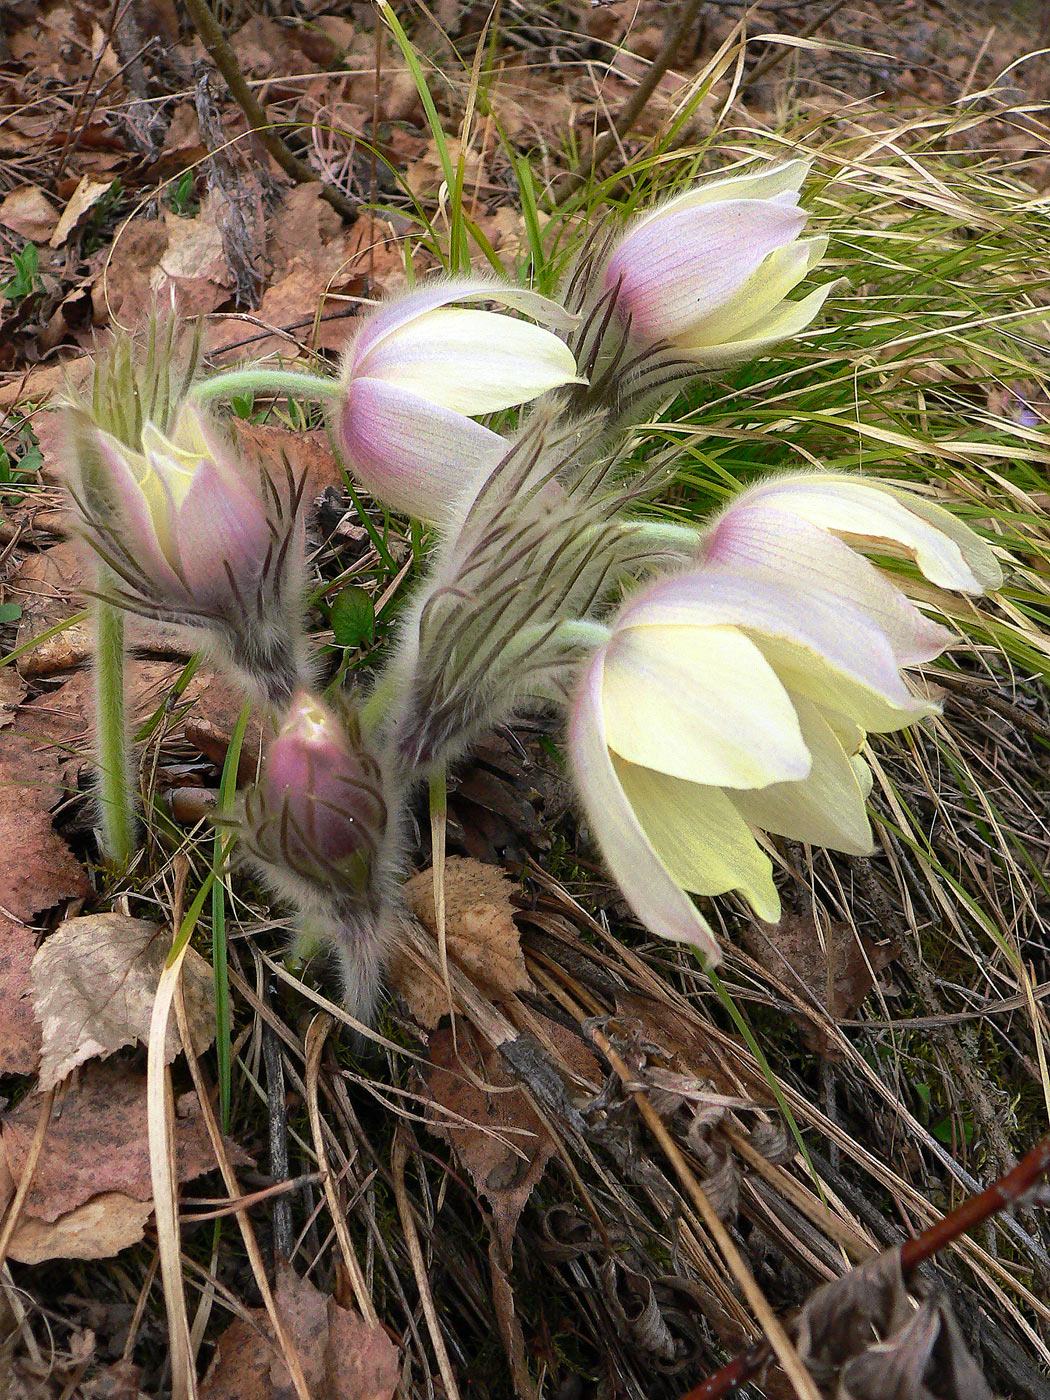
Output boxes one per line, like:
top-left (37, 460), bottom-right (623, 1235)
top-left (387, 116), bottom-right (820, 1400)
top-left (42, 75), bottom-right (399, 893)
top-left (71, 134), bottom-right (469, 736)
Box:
top-left (248, 693), bottom-right (386, 898)
top-left (568, 507), bottom-right (997, 960)
top-left (65, 402), bottom-right (310, 704)
top-left (604, 159), bottom-right (834, 367)
top-left (334, 279), bottom-right (583, 520)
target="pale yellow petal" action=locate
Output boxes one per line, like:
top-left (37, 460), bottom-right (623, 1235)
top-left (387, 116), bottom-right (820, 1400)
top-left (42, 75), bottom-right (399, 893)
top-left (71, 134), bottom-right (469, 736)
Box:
top-left (602, 623), bottom-right (810, 788)
top-left (682, 236), bottom-right (828, 348)
top-left (729, 698), bottom-right (875, 855)
top-left (614, 758), bottom-right (781, 921)
top-left (569, 655), bottom-right (723, 959)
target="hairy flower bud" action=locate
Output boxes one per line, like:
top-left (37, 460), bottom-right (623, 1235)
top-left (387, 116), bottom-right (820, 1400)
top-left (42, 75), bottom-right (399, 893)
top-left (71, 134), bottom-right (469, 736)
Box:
top-left (64, 400), bottom-right (310, 705)
top-left (604, 159), bottom-right (833, 367)
top-left (334, 279), bottom-right (583, 520)
top-left (245, 692), bottom-right (387, 903)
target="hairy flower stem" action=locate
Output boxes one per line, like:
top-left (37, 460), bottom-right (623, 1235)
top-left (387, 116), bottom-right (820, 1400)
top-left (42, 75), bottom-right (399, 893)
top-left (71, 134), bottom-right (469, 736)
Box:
top-left (190, 369), bottom-right (341, 406)
top-left (94, 572), bottom-right (136, 867)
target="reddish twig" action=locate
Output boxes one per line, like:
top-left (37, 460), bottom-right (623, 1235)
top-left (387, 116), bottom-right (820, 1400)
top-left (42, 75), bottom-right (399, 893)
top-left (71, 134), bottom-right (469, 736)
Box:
top-left (677, 1132), bottom-right (1050, 1400)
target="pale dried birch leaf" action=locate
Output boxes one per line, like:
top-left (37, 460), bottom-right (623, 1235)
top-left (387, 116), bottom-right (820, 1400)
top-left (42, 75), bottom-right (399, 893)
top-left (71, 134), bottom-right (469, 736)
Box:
top-left (32, 913), bottom-right (215, 1091)
top-left (4, 1192), bottom-right (154, 1264)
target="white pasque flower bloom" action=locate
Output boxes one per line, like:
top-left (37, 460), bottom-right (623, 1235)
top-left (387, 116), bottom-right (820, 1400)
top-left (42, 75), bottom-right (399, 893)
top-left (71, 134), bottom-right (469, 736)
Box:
top-left (604, 159), bottom-right (834, 367)
top-left (569, 477), bottom-right (1001, 962)
top-left (335, 279), bottom-right (583, 520)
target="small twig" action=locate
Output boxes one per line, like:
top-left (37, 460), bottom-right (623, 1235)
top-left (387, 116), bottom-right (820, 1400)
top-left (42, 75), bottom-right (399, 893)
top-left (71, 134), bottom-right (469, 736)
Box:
top-left (179, 0), bottom-right (357, 223)
top-left (553, 0), bottom-right (705, 201)
top-left (263, 992), bottom-right (294, 1260)
top-left (678, 1133), bottom-right (1050, 1400)
top-left (391, 1125), bottom-right (463, 1400)
top-left (934, 669), bottom-right (1050, 746)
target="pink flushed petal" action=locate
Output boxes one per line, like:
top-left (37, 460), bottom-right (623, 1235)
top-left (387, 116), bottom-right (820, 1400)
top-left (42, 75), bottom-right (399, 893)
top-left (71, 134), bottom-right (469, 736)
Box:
top-left (616, 564), bottom-right (929, 728)
top-left (346, 278), bottom-right (574, 377)
top-left (702, 506), bottom-right (952, 665)
top-left (605, 199), bottom-right (808, 343)
top-left (338, 376), bottom-right (506, 520)
top-left (568, 652), bottom-right (722, 961)
top-left (176, 461), bottom-right (272, 611)
top-left (94, 430), bottom-right (185, 593)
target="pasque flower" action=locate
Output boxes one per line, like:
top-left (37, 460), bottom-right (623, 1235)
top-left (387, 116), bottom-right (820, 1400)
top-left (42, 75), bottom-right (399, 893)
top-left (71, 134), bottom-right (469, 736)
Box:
top-left (65, 401), bottom-right (309, 704)
top-left (569, 476), bottom-right (1001, 962)
top-left (604, 159), bottom-right (833, 367)
top-left (335, 279), bottom-right (583, 520)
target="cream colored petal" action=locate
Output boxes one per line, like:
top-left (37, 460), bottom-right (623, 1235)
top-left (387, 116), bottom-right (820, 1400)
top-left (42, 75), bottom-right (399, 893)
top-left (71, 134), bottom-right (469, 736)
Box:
top-left (633, 159), bottom-right (810, 229)
top-left (729, 697), bottom-right (875, 855)
top-left (614, 758), bottom-right (781, 921)
top-left (602, 622), bottom-right (810, 788)
top-left (701, 506), bottom-right (952, 665)
top-left (683, 236), bottom-right (828, 348)
top-left (347, 278), bottom-right (577, 374)
top-left (606, 199), bottom-right (807, 343)
top-left (740, 472), bottom-right (1000, 593)
top-left (617, 566), bottom-right (935, 734)
top-left (360, 307), bottom-right (582, 413)
top-left (677, 281), bottom-right (835, 366)
top-left (569, 655), bottom-right (722, 959)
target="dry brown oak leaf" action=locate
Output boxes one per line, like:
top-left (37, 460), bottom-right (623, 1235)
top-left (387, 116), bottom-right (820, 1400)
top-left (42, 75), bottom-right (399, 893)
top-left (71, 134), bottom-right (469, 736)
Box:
top-left (31, 913), bottom-right (216, 1091)
top-left (200, 1261), bottom-right (399, 1400)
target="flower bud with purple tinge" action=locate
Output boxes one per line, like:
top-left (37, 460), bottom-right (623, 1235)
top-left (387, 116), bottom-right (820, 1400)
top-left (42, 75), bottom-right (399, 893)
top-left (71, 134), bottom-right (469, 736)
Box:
top-left (256, 692), bottom-right (387, 893)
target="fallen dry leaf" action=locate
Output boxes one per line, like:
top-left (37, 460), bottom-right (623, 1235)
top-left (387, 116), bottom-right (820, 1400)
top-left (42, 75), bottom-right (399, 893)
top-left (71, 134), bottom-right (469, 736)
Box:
top-left (0, 357), bottom-right (92, 413)
top-left (424, 1023), bottom-right (554, 1253)
top-left (0, 1061), bottom-right (244, 1223)
top-left (0, 915), bottom-right (42, 1075)
top-left (395, 858), bottom-right (530, 1028)
top-left (201, 1262), bottom-right (399, 1400)
top-left (151, 194), bottom-right (233, 316)
top-left (742, 913), bottom-right (900, 1058)
top-left (91, 218), bottom-right (169, 328)
top-left (0, 185), bottom-right (59, 242)
top-left (9, 541), bottom-right (189, 677)
top-left (50, 176), bottom-right (115, 249)
top-left (4, 1192), bottom-right (154, 1265)
top-left (0, 669), bottom-right (26, 729)
top-left (0, 728), bottom-right (91, 922)
top-left (31, 913), bottom-right (216, 1091)
top-left (228, 421), bottom-right (344, 500)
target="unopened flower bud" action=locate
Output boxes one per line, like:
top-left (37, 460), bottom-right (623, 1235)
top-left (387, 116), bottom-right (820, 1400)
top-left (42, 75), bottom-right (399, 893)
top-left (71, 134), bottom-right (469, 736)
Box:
top-left (64, 400), bottom-right (310, 705)
top-left (249, 693), bottom-right (387, 898)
